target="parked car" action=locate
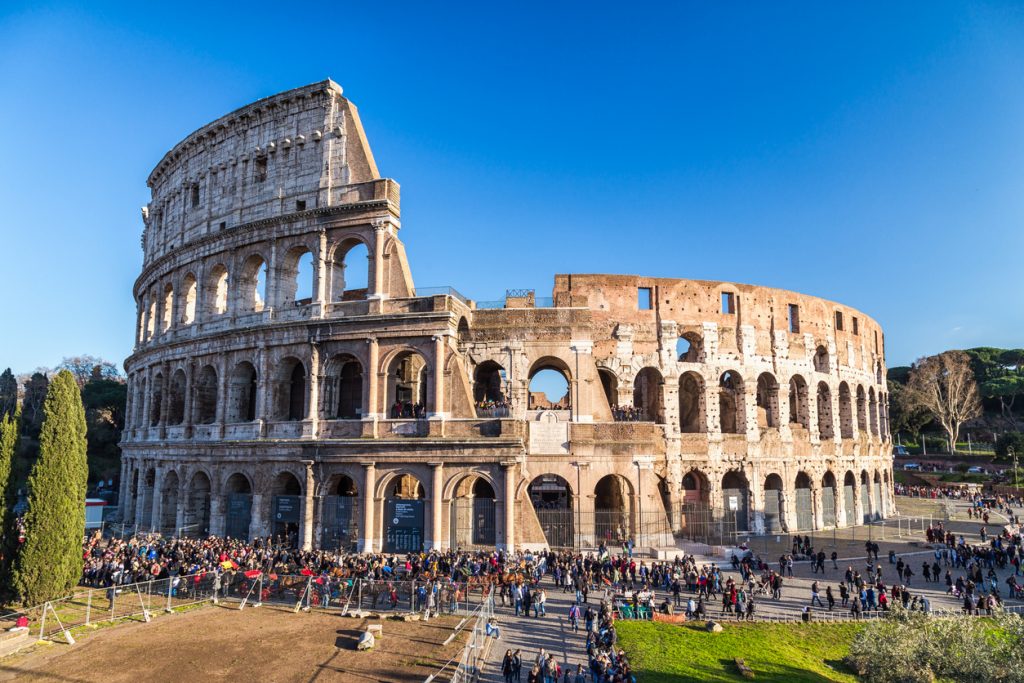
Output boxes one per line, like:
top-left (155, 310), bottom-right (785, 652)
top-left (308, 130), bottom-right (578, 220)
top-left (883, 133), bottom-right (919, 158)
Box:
top-left (967, 466), bottom-right (985, 474)
top-left (903, 463), bottom-right (922, 471)
top-left (893, 445), bottom-right (909, 456)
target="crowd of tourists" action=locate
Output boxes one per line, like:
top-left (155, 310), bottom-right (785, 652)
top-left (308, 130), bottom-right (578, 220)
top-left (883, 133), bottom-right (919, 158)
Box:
top-left (476, 399), bottom-right (512, 417)
top-left (389, 400), bottom-right (426, 419)
top-left (610, 405), bottom-right (647, 422)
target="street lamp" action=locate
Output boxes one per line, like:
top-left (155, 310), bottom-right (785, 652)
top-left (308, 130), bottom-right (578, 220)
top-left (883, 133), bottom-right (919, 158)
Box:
top-left (1011, 447), bottom-right (1018, 491)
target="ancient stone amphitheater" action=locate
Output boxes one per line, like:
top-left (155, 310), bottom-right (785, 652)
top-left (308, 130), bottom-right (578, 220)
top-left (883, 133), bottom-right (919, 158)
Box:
top-left (119, 80), bottom-right (894, 553)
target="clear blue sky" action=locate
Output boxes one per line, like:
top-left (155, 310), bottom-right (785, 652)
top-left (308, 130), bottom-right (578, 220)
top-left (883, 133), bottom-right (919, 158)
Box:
top-left (1, 1), bottom-right (1023, 376)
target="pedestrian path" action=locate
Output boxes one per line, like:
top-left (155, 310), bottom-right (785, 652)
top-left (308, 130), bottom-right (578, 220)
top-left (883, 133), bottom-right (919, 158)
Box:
top-left (482, 582), bottom-right (589, 682)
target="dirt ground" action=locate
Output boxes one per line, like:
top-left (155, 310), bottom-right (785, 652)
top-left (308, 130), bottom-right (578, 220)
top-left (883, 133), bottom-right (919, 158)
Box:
top-left (0, 604), bottom-right (467, 683)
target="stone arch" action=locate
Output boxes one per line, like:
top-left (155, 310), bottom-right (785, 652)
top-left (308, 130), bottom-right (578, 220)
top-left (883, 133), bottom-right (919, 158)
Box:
top-left (598, 367), bottom-right (619, 412)
top-left (843, 470), bottom-right (857, 526)
top-left (594, 474), bottom-right (634, 545)
top-left (181, 272), bottom-right (197, 325)
top-left (185, 470), bottom-right (211, 537)
top-left (755, 372), bottom-right (780, 429)
top-left (813, 345), bottom-right (830, 374)
top-left (816, 381), bottom-right (834, 439)
top-left (274, 356), bottom-right (306, 421)
top-left (193, 364), bottom-right (218, 424)
top-left (860, 470), bottom-right (871, 523)
top-left (150, 372), bottom-right (163, 427)
top-left (386, 350), bottom-right (430, 417)
top-left (763, 473), bottom-right (785, 533)
top-left (633, 367), bottom-right (664, 423)
top-left (279, 244), bottom-right (315, 303)
top-left (329, 237), bottom-right (370, 301)
top-left (269, 470), bottom-right (303, 545)
top-left (324, 353), bottom-right (363, 419)
top-left (794, 471), bottom-right (813, 530)
top-left (527, 474), bottom-right (574, 548)
top-left (227, 361), bottom-right (258, 423)
top-left (161, 283), bottom-right (174, 332)
top-left (159, 470), bottom-right (180, 535)
top-left (679, 371), bottom-right (706, 433)
top-left (167, 369), bottom-right (186, 425)
top-left (449, 474), bottom-right (497, 548)
top-left (676, 331), bottom-right (703, 363)
top-left (718, 371), bottom-right (745, 434)
top-left (206, 263), bottom-right (229, 317)
top-left (139, 467), bottom-right (155, 530)
top-left (680, 468), bottom-right (711, 540)
top-left (135, 376), bottom-right (147, 427)
top-left (146, 292), bottom-right (157, 340)
top-left (856, 385), bottom-right (867, 433)
top-left (838, 382), bottom-right (854, 438)
top-left (237, 253), bottom-right (268, 313)
top-left (788, 375), bottom-right (810, 430)
top-left (380, 472), bottom-right (426, 553)
top-left (528, 356), bottom-right (571, 411)
top-left (473, 360), bottom-right (505, 404)
top-left (721, 470), bottom-right (749, 533)
top-left (821, 471), bottom-right (838, 527)
top-left (223, 472), bottom-right (253, 540)
top-left (322, 472), bottom-right (360, 550)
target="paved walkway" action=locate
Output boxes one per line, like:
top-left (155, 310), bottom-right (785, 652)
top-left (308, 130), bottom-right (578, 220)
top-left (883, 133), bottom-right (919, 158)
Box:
top-left (482, 581), bottom-right (590, 682)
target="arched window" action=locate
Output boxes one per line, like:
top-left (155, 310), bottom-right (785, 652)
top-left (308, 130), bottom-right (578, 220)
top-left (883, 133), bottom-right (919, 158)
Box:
top-left (719, 371), bottom-right (745, 434)
top-left (227, 361), bottom-right (258, 423)
top-left (330, 240), bottom-right (370, 301)
top-left (813, 345), bottom-right (830, 374)
top-left (193, 365), bottom-right (218, 424)
top-left (181, 273), bottom-right (197, 325)
top-left (676, 332), bottom-right (703, 363)
top-left (528, 359), bottom-right (571, 411)
top-left (387, 351), bottom-right (429, 417)
top-left (633, 367), bottom-right (664, 423)
top-left (280, 247), bottom-right (314, 304)
top-left (755, 373), bottom-right (779, 428)
top-left (208, 265), bottom-right (228, 316)
top-left (150, 373), bottom-right (163, 426)
top-left (146, 296), bottom-right (157, 340)
top-left (168, 369), bottom-right (186, 425)
top-left (788, 375), bottom-right (810, 430)
top-left (868, 388), bottom-right (879, 436)
top-left (856, 385), bottom-right (867, 433)
top-left (161, 284), bottom-right (174, 332)
top-left (276, 357), bottom-right (306, 421)
top-left (817, 381), bottom-right (834, 439)
top-left (238, 254), bottom-right (268, 313)
top-left (473, 360), bottom-right (507, 417)
top-left (598, 368), bottom-right (619, 412)
top-left (325, 355), bottom-right (362, 419)
top-left (679, 372), bottom-right (705, 433)
top-left (838, 382), bottom-right (853, 438)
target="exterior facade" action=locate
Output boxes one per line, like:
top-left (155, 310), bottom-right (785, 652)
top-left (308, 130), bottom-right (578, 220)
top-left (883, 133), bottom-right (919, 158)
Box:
top-left (120, 80), bottom-right (895, 553)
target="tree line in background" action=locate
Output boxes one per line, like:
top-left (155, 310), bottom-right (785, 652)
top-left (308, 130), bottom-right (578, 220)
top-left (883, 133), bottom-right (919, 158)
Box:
top-left (0, 370), bottom-right (88, 605)
top-left (888, 347), bottom-right (1024, 457)
top-left (0, 356), bottom-right (124, 604)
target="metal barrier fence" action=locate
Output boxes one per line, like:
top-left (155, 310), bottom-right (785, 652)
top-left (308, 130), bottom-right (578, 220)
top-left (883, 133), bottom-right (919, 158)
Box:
top-left (530, 509), bottom-right (675, 550)
top-left (2, 572), bottom-right (494, 647)
top-left (448, 587), bottom-right (495, 683)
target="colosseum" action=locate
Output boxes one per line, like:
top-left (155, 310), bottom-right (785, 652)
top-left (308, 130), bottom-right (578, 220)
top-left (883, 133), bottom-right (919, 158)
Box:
top-left (119, 80), bottom-right (894, 554)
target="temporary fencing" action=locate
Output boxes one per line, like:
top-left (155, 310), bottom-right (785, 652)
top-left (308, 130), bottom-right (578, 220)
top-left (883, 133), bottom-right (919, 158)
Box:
top-left (425, 585), bottom-right (495, 683)
top-left (2, 571), bottom-right (495, 647)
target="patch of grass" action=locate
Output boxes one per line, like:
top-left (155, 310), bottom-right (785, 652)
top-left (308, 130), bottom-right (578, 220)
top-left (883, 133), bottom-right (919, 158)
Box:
top-left (616, 620), bottom-right (864, 682)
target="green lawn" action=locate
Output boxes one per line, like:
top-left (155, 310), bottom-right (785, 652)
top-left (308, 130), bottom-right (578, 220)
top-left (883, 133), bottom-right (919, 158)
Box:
top-left (616, 620), bottom-right (864, 682)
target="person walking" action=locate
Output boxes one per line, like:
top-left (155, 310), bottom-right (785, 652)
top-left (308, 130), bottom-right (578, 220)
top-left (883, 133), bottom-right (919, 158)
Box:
top-left (825, 585), bottom-right (835, 611)
top-left (810, 580), bottom-right (824, 608)
top-left (568, 602), bottom-right (580, 633)
top-left (513, 649), bottom-right (523, 682)
top-left (503, 650), bottom-right (516, 683)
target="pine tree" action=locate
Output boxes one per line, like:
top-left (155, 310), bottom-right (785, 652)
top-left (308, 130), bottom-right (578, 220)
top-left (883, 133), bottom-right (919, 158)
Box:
top-left (12, 370), bottom-right (87, 604)
top-left (0, 369), bottom-right (16, 420)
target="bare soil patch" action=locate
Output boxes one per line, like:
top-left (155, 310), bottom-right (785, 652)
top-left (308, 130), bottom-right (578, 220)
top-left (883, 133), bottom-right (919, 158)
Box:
top-left (0, 605), bottom-right (465, 683)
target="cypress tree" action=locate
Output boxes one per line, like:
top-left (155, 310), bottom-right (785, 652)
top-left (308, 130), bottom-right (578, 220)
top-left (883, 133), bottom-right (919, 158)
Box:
top-left (0, 369), bottom-right (16, 420)
top-left (12, 370), bottom-right (87, 604)
top-left (0, 406), bottom-right (18, 593)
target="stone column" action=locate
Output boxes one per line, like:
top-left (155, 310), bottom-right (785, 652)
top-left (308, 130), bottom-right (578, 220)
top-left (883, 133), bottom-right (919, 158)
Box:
top-left (502, 462), bottom-right (516, 551)
top-left (183, 361), bottom-right (195, 437)
top-left (257, 346), bottom-right (270, 435)
top-left (158, 363), bottom-right (171, 438)
top-left (175, 485), bottom-right (187, 536)
top-left (812, 484), bottom-right (824, 531)
top-left (370, 222), bottom-right (387, 299)
top-left (209, 493), bottom-right (227, 537)
top-left (302, 461), bottom-right (315, 551)
top-left (217, 356), bottom-right (228, 438)
top-left (117, 459), bottom-right (130, 520)
top-left (430, 336), bottom-right (446, 418)
top-left (134, 466), bottom-right (148, 529)
top-left (307, 343), bottom-right (320, 437)
top-left (360, 463), bottom-right (376, 552)
top-left (853, 481), bottom-right (865, 526)
top-left (150, 468), bottom-right (164, 533)
top-left (835, 480), bottom-right (848, 528)
top-left (743, 384), bottom-right (759, 441)
top-left (248, 493), bottom-right (265, 541)
top-left (365, 337), bottom-right (379, 419)
top-left (430, 462), bottom-right (444, 550)
top-left (313, 229), bottom-right (327, 317)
